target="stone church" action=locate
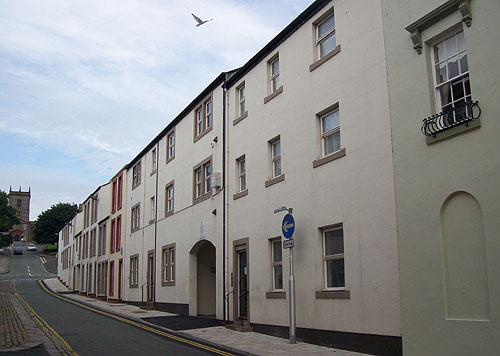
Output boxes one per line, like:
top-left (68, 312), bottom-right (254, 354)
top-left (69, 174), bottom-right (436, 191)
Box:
top-left (8, 187), bottom-right (34, 241)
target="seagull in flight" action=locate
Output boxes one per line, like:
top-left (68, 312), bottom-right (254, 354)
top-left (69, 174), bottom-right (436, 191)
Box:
top-left (192, 13), bottom-right (213, 27)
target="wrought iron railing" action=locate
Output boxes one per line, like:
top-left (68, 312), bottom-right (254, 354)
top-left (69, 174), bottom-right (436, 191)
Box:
top-left (421, 101), bottom-right (481, 137)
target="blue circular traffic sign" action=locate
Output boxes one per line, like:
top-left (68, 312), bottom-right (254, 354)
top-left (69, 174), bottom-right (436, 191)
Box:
top-left (282, 213), bottom-right (295, 239)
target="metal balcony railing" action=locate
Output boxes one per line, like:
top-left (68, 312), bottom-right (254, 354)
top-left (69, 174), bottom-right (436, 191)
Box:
top-left (421, 100), bottom-right (481, 137)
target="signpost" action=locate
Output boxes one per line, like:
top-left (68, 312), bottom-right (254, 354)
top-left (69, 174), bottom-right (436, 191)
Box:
top-left (277, 209), bottom-right (296, 344)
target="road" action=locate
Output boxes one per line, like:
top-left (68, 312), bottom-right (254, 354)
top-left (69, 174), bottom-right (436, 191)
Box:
top-left (2, 242), bottom-right (222, 356)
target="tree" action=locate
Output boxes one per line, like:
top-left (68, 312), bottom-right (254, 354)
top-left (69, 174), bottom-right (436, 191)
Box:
top-left (0, 190), bottom-right (19, 231)
top-left (33, 203), bottom-right (78, 244)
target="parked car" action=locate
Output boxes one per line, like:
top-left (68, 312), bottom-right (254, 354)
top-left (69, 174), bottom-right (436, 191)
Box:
top-left (0, 248), bottom-right (4, 255)
top-left (27, 243), bottom-right (36, 251)
top-left (13, 247), bottom-right (23, 255)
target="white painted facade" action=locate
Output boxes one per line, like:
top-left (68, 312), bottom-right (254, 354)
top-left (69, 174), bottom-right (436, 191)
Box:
top-left (224, 0), bottom-right (400, 349)
top-left (381, 0), bottom-right (500, 355)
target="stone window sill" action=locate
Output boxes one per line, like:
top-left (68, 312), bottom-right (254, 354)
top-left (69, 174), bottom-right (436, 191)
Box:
top-left (193, 125), bottom-right (213, 143)
top-left (265, 174), bottom-right (285, 188)
top-left (233, 111), bottom-right (248, 126)
top-left (193, 192), bottom-right (211, 205)
top-left (264, 86), bottom-right (283, 104)
top-left (233, 189), bottom-right (248, 200)
top-left (161, 281), bottom-right (175, 287)
top-left (310, 45), bottom-right (341, 72)
top-left (165, 210), bottom-right (174, 218)
top-left (315, 290), bottom-right (350, 299)
top-left (313, 148), bottom-right (346, 168)
top-left (266, 291), bottom-right (286, 299)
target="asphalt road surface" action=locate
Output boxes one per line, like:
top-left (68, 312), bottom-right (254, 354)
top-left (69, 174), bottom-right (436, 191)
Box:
top-left (3, 242), bottom-right (222, 356)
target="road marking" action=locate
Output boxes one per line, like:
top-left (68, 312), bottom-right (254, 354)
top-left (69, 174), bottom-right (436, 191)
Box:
top-left (13, 282), bottom-right (79, 356)
top-left (38, 281), bottom-right (237, 356)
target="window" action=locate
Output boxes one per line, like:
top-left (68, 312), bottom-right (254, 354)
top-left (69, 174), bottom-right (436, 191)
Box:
top-left (115, 215), bottom-right (121, 252)
top-left (270, 57), bottom-right (280, 93)
top-left (117, 174), bottom-right (123, 210)
top-left (166, 130), bottom-right (175, 162)
top-left (194, 96), bottom-right (213, 140)
top-left (17, 199), bottom-right (21, 207)
top-left (237, 156), bottom-right (246, 192)
top-left (112, 179), bottom-right (117, 213)
top-left (316, 14), bottom-right (336, 59)
top-left (321, 109), bottom-right (341, 156)
top-left (110, 219), bottom-right (116, 253)
top-left (271, 239), bottom-right (283, 290)
top-left (272, 139), bottom-right (281, 178)
top-left (162, 244), bottom-right (175, 286)
top-left (131, 204), bottom-right (140, 232)
top-left (151, 148), bottom-right (157, 174)
top-left (98, 222), bottom-right (106, 256)
top-left (193, 157), bottom-right (212, 203)
top-left (130, 255), bottom-right (139, 288)
top-left (132, 161), bottom-right (141, 189)
top-left (433, 30), bottom-right (471, 122)
top-left (109, 261), bottom-right (114, 296)
top-left (165, 181), bottom-right (174, 216)
top-left (150, 196), bottom-right (156, 222)
top-left (323, 227), bottom-right (345, 289)
top-left (239, 85), bottom-right (246, 116)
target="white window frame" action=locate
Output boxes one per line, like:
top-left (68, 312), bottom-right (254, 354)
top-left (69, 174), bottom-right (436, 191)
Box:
top-left (130, 255), bottom-right (139, 287)
top-left (270, 57), bottom-right (280, 93)
top-left (238, 156), bottom-right (246, 192)
top-left (323, 226), bottom-right (345, 290)
top-left (316, 13), bottom-right (336, 59)
top-left (205, 162), bottom-right (212, 193)
top-left (271, 139), bottom-right (281, 178)
top-left (205, 99), bottom-right (212, 129)
top-left (431, 29), bottom-right (471, 122)
top-left (165, 182), bottom-right (174, 215)
top-left (150, 196), bottom-right (155, 222)
top-left (320, 109), bottom-right (341, 157)
top-left (151, 148), bottom-right (157, 173)
top-left (132, 161), bottom-right (141, 189)
top-left (195, 167), bottom-right (202, 198)
top-left (271, 239), bottom-right (283, 291)
top-left (167, 130), bottom-right (175, 162)
top-left (162, 244), bottom-right (175, 285)
top-left (131, 204), bottom-right (140, 232)
top-left (239, 85), bottom-right (246, 116)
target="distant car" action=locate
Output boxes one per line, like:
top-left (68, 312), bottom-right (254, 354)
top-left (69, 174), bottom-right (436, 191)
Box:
top-left (0, 248), bottom-right (4, 255)
top-left (27, 243), bottom-right (36, 251)
top-left (13, 247), bottom-right (23, 255)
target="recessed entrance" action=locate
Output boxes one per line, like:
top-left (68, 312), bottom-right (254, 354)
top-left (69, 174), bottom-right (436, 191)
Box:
top-left (190, 240), bottom-right (216, 317)
top-left (233, 237), bottom-right (249, 322)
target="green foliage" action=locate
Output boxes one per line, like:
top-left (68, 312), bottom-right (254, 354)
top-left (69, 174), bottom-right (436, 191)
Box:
top-left (44, 243), bottom-right (58, 253)
top-left (0, 190), bottom-right (19, 233)
top-left (0, 233), bottom-right (13, 248)
top-left (33, 203), bottom-right (78, 244)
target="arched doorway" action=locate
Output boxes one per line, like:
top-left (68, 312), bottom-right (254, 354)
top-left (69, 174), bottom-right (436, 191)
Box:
top-left (190, 240), bottom-right (216, 317)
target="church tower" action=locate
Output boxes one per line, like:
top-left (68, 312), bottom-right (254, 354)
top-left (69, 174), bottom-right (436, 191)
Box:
top-left (8, 186), bottom-right (33, 241)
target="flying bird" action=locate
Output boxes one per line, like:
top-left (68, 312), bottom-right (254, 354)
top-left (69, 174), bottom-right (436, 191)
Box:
top-left (192, 13), bottom-right (213, 27)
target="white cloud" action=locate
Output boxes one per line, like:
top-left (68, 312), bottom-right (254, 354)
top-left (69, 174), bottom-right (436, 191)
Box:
top-left (0, 0), bottom-right (312, 211)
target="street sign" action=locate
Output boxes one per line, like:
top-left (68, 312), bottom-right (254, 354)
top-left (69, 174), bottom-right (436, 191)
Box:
top-left (283, 239), bottom-right (294, 249)
top-left (282, 213), bottom-right (295, 239)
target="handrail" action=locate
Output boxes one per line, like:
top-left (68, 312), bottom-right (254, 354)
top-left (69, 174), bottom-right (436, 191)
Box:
top-left (421, 100), bottom-right (480, 137)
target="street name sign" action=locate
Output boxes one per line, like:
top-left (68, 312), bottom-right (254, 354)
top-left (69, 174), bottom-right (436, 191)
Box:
top-left (283, 239), bottom-right (294, 249)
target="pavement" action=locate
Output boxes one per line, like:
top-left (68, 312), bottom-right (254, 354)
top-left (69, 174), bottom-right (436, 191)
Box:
top-left (41, 277), bottom-right (374, 356)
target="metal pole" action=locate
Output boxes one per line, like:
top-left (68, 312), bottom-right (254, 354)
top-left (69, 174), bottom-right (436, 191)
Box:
top-left (289, 246), bottom-right (296, 344)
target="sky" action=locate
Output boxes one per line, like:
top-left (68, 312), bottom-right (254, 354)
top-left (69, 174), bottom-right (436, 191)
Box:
top-left (0, 0), bottom-right (313, 220)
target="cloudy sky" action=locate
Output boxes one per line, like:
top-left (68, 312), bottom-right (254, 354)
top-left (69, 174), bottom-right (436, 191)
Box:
top-left (0, 0), bottom-right (312, 220)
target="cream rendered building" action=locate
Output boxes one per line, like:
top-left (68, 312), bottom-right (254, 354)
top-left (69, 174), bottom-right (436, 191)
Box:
top-left (123, 73), bottom-right (229, 317)
top-left (381, 0), bottom-right (500, 355)
top-left (224, 0), bottom-right (400, 354)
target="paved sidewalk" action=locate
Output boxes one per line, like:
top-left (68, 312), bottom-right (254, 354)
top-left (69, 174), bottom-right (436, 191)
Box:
top-left (44, 278), bottom-right (374, 356)
top-left (0, 280), bottom-right (73, 355)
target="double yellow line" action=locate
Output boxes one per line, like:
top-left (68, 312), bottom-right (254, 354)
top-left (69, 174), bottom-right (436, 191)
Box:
top-left (34, 280), bottom-right (236, 356)
top-left (14, 282), bottom-right (78, 356)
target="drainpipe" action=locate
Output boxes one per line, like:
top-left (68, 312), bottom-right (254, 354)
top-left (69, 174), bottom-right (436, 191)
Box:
top-left (222, 77), bottom-right (227, 323)
top-left (154, 141), bottom-right (159, 306)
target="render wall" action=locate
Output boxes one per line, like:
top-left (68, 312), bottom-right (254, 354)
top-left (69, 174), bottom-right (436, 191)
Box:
top-left (227, 0), bottom-right (400, 338)
top-left (381, 0), bottom-right (500, 355)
